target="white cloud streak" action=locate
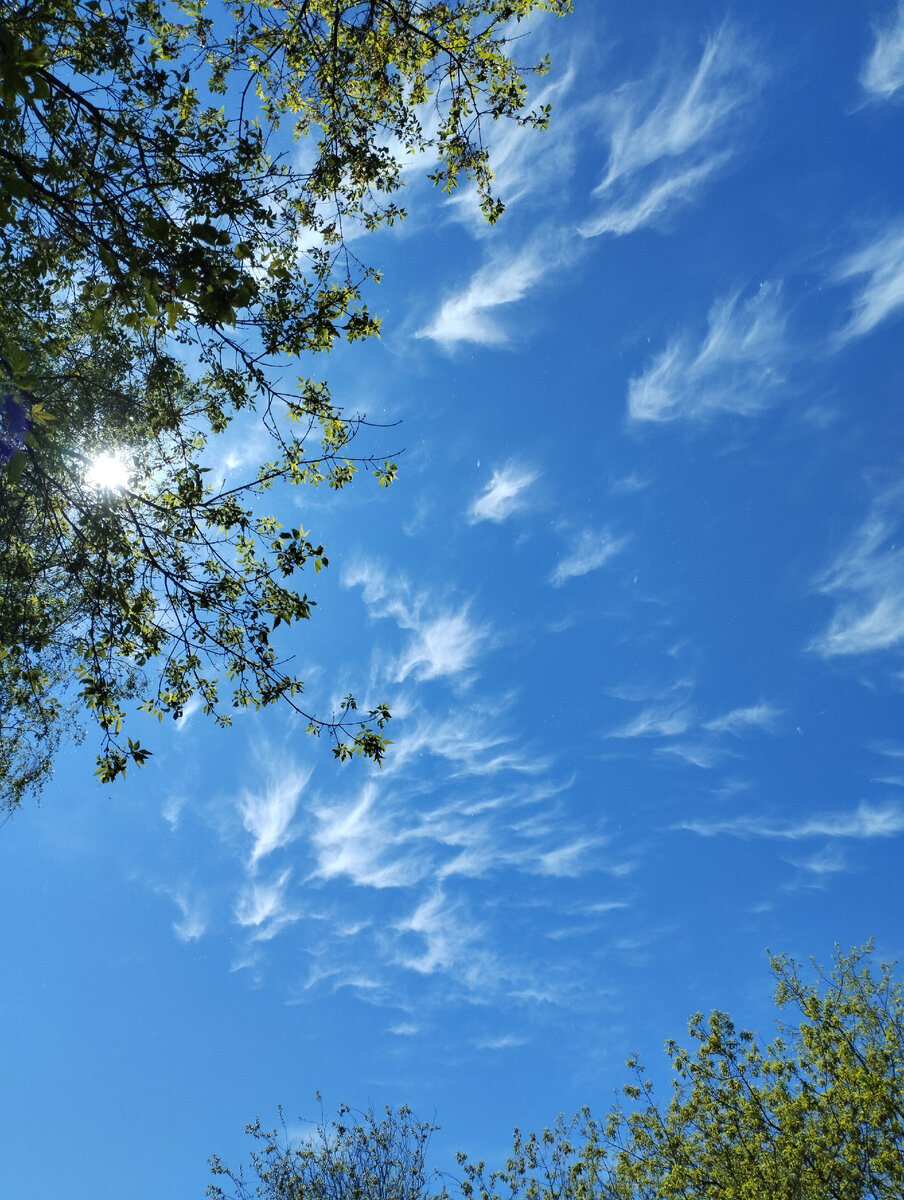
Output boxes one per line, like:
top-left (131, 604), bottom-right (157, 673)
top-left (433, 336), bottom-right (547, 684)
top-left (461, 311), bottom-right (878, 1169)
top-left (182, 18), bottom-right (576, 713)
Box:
top-left (809, 486), bottom-right (904, 658)
top-left (415, 237), bottom-right (570, 348)
top-left (174, 695), bottom-right (203, 732)
top-left (308, 766), bottom-right (585, 894)
top-left (446, 68), bottom-right (579, 230)
top-left (475, 1033), bottom-right (528, 1050)
top-left (608, 687), bottom-right (780, 766)
top-left (415, 28), bottom-right (761, 348)
top-left (871, 740), bottom-right (904, 760)
top-left (609, 472), bottom-right (651, 495)
top-left (657, 741), bottom-right (726, 769)
top-left (234, 868), bottom-right (299, 941)
top-left (395, 610), bottom-right (486, 682)
top-left (861, 2), bottom-right (904, 100)
top-left (387, 710), bottom-right (551, 778)
top-left (345, 561), bottom-right (489, 683)
top-left (534, 837), bottom-right (605, 877)
top-left (584, 155), bottom-right (731, 238)
top-left (310, 782), bottom-right (428, 889)
top-left (393, 890), bottom-right (492, 988)
top-left (680, 802), bottom-right (904, 840)
top-left (628, 283), bottom-right (786, 422)
top-left (161, 793), bottom-right (185, 830)
top-left (468, 463), bottom-right (539, 524)
top-left (834, 224), bottom-right (904, 344)
top-left (168, 888), bottom-right (207, 942)
top-left (704, 702), bottom-right (782, 735)
top-left (790, 847), bottom-right (848, 875)
top-left (550, 528), bottom-right (628, 586)
top-left (609, 702), bottom-right (694, 739)
top-left (239, 761), bottom-right (312, 869)
top-left (215, 551), bottom-right (621, 1002)
top-left (582, 24), bottom-right (762, 238)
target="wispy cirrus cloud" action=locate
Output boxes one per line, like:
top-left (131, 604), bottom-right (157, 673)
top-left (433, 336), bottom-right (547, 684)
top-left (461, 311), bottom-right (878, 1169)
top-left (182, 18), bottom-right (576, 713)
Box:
top-left (833, 223), bottom-right (904, 344)
top-left (628, 282), bottom-right (786, 422)
top-left (272, 645), bottom-right (579, 909)
top-left (388, 1022), bottom-right (421, 1038)
top-left (609, 472), bottom-right (651, 495)
top-left (234, 868), bottom-right (299, 941)
top-left (809, 485), bottom-right (904, 658)
top-left (161, 793), bottom-right (186, 830)
top-left (239, 760), bottom-right (312, 870)
top-left (468, 463), bottom-right (539, 523)
top-left (310, 782), bottom-right (427, 889)
top-left (387, 708), bottom-right (551, 777)
top-left (534, 836), bottom-right (606, 877)
top-left (861, 2), bottom-right (904, 100)
top-left (609, 701), bottom-right (694, 739)
top-left (789, 846), bottom-right (848, 876)
top-left (395, 610), bottom-right (486, 683)
top-left (446, 68), bottom-right (580, 231)
top-left (309, 767), bottom-right (583, 892)
top-left (395, 888), bottom-right (486, 981)
top-left (416, 27), bottom-right (762, 350)
top-left (871, 740), bottom-right (904, 760)
top-left (703, 702), bottom-right (783, 735)
top-left (415, 236), bottom-right (571, 348)
top-left (206, 545), bottom-right (621, 1004)
top-left (608, 682), bottom-right (782, 767)
top-left (309, 772), bottom-right (585, 897)
top-left (252, 693), bottom-right (605, 1002)
top-left (585, 155), bottom-right (732, 238)
top-left (582, 23), bottom-right (763, 238)
top-left (475, 1034), bottom-right (528, 1050)
top-left (174, 695), bottom-right (203, 733)
top-left (164, 885), bottom-right (208, 943)
top-left (346, 561), bottom-right (488, 683)
top-left (657, 741), bottom-right (727, 769)
top-left (550, 527), bottom-right (628, 586)
top-left (680, 801), bottom-right (904, 840)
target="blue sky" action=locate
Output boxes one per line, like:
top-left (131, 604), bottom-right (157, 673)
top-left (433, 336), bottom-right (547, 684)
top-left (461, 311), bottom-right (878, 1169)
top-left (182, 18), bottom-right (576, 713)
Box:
top-left (3, 2), bottom-right (904, 1196)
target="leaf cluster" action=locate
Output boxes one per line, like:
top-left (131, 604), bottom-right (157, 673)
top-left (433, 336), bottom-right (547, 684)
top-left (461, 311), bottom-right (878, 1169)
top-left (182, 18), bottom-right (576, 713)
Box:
top-left (0, 0), bottom-right (572, 805)
top-left (453, 944), bottom-right (904, 1200)
top-left (207, 1097), bottom-right (440, 1200)
top-left (0, 0), bottom-right (572, 357)
top-left (0, 307), bottom-right (398, 797)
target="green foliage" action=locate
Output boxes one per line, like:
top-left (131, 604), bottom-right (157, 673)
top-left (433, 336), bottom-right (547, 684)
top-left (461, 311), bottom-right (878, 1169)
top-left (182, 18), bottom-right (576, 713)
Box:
top-left (0, 309), bottom-right (396, 794)
top-left (454, 944), bottom-right (904, 1200)
top-left (210, 947), bottom-right (904, 1200)
top-left (207, 1097), bottom-right (439, 1200)
top-left (0, 0), bottom-right (573, 807)
top-left (0, 0), bottom-right (571, 353)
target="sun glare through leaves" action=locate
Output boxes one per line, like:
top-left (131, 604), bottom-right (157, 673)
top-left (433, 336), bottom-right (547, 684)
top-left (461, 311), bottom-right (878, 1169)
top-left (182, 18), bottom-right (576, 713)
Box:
top-left (84, 451), bottom-right (130, 492)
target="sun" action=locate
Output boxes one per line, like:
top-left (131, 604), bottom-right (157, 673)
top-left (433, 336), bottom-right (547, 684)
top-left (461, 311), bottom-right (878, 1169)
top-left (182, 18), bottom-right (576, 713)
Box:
top-left (85, 451), bottom-right (131, 491)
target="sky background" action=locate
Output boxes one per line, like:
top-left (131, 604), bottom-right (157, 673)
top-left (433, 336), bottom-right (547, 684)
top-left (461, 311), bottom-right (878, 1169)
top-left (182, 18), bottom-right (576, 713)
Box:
top-left (3, 1), bottom-right (904, 1196)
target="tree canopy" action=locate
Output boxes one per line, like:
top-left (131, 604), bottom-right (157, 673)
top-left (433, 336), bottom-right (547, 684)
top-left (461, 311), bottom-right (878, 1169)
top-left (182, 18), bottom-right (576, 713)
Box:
top-left (208, 944), bottom-right (904, 1200)
top-left (207, 1097), bottom-right (438, 1200)
top-left (0, 0), bottom-right (572, 806)
top-left (458, 943), bottom-right (904, 1200)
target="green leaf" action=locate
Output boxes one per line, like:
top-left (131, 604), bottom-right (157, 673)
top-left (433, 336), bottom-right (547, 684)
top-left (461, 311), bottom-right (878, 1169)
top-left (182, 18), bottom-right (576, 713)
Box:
top-left (190, 221), bottom-right (221, 245)
top-left (5, 450), bottom-right (26, 482)
top-left (98, 244), bottom-right (118, 271)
